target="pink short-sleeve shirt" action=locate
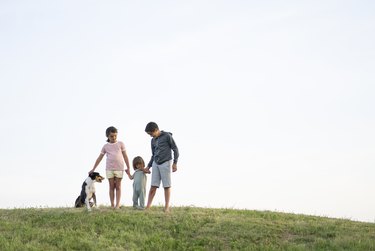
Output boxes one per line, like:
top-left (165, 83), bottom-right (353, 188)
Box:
top-left (101, 141), bottom-right (126, 171)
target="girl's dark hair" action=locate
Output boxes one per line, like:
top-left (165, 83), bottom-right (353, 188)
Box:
top-left (132, 156), bottom-right (145, 170)
top-left (105, 126), bottom-right (118, 142)
top-left (145, 122), bottom-right (158, 133)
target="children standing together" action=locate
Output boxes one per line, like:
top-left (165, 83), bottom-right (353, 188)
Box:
top-left (88, 122), bottom-right (179, 212)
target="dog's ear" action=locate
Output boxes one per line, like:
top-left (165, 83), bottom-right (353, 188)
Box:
top-left (90, 172), bottom-right (102, 179)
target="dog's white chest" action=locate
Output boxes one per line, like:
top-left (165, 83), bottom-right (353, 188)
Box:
top-left (87, 184), bottom-right (95, 194)
top-left (84, 177), bottom-right (96, 197)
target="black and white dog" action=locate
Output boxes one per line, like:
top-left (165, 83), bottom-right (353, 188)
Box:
top-left (75, 172), bottom-right (104, 211)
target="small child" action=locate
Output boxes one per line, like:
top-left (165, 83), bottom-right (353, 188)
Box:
top-left (132, 156), bottom-right (147, 209)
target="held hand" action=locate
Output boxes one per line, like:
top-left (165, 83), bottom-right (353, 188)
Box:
top-left (172, 163), bottom-right (177, 172)
top-left (144, 167), bottom-right (151, 174)
top-left (124, 169), bottom-right (133, 180)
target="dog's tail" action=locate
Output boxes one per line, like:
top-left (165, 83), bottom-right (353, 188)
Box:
top-left (74, 195), bottom-right (83, 207)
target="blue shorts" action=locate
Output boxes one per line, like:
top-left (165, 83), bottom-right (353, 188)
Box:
top-left (151, 160), bottom-right (171, 188)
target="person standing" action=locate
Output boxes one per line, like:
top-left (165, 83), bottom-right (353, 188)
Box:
top-left (144, 122), bottom-right (179, 213)
top-left (131, 156), bottom-right (147, 209)
top-left (89, 126), bottom-right (132, 209)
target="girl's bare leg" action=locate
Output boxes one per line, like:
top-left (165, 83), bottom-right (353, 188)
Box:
top-left (109, 178), bottom-right (115, 208)
top-left (114, 177), bottom-right (122, 208)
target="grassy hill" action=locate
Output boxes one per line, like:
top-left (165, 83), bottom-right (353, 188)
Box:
top-left (0, 207), bottom-right (374, 250)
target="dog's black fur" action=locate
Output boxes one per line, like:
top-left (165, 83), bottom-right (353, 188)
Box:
top-left (75, 172), bottom-right (104, 211)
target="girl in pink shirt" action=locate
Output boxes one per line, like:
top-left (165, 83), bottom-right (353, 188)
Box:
top-left (89, 126), bottom-right (132, 209)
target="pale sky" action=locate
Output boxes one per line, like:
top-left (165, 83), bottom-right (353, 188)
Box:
top-left (1, 1), bottom-right (374, 222)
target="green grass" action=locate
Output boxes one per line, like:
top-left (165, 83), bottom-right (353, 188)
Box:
top-left (0, 207), bottom-right (374, 250)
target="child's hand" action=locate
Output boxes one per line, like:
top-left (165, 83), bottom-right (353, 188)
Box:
top-left (125, 169), bottom-right (133, 180)
top-left (144, 167), bottom-right (151, 174)
top-left (172, 163), bottom-right (177, 172)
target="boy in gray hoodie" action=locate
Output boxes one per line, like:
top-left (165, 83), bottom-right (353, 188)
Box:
top-left (144, 122), bottom-right (179, 212)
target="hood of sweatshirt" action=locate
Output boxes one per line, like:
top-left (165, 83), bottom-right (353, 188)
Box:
top-left (160, 130), bottom-right (172, 137)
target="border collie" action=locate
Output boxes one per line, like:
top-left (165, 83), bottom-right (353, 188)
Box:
top-left (75, 172), bottom-right (104, 211)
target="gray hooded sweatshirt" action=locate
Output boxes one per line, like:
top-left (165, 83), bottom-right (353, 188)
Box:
top-left (147, 131), bottom-right (179, 168)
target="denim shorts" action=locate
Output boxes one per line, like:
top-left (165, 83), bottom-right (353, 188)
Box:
top-left (151, 160), bottom-right (171, 188)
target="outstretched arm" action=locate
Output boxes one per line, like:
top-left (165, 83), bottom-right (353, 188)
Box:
top-left (89, 153), bottom-right (104, 174)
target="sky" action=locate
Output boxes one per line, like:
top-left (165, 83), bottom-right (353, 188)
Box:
top-left (0, 1), bottom-right (374, 222)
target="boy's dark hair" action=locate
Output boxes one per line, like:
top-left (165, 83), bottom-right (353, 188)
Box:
top-left (105, 126), bottom-right (118, 142)
top-left (145, 122), bottom-right (159, 133)
top-left (132, 156), bottom-right (145, 170)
